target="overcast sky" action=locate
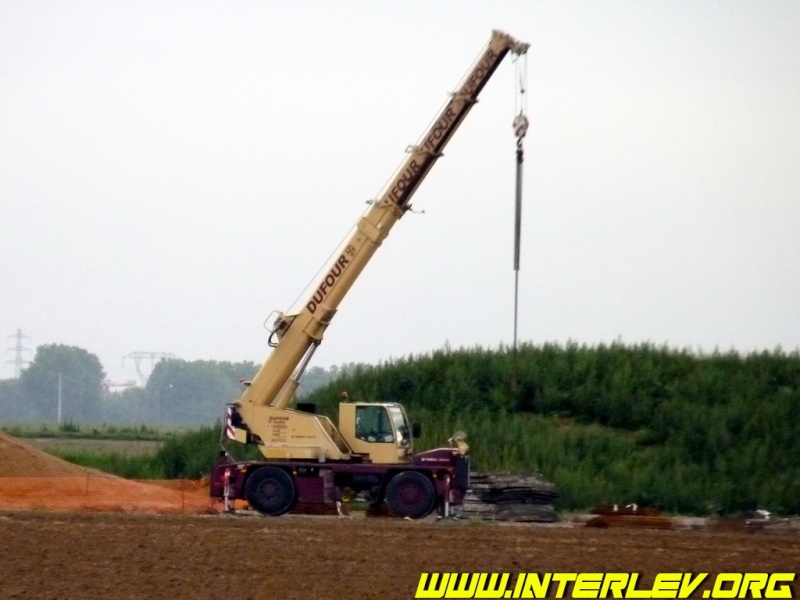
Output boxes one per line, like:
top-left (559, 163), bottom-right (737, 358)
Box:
top-left (2, 1), bottom-right (799, 384)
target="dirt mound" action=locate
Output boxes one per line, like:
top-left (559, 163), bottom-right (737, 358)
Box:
top-left (0, 431), bottom-right (113, 478)
top-left (0, 432), bottom-right (212, 513)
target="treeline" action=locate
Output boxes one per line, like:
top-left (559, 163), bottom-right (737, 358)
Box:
top-left (0, 344), bottom-right (356, 426)
top-left (302, 342), bottom-right (800, 515)
top-left (0, 344), bottom-right (258, 426)
top-left (109, 359), bottom-right (260, 426)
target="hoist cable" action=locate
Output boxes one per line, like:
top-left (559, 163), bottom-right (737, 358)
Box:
top-left (511, 50), bottom-right (528, 352)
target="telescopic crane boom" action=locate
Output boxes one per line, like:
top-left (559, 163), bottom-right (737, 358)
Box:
top-left (240, 30), bottom-right (529, 412)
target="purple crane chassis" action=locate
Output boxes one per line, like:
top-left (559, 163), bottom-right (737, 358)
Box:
top-left (210, 447), bottom-right (470, 519)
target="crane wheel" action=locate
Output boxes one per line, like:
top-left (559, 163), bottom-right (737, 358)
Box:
top-left (244, 466), bottom-right (296, 516)
top-left (385, 471), bottom-right (436, 519)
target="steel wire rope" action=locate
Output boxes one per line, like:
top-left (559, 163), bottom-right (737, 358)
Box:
top-left (283, 223), bottom-right (360, 316)
top-left (368, 38), bottom-right (492, 207)
top-left (280, 37), bottom-right (495, 318)
top-left (513, 52), bottom-right (528, 118)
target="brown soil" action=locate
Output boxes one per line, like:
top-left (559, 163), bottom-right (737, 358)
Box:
top-left (0, 511), bottom-right (798, 600)
top-left (0, 431), bottom-right (108, 477)
top-left (0, 432), bottom-right (211, 513)
top-left (1, 432), bottom-right (798, 599)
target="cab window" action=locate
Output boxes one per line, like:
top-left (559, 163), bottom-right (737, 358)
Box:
top-left (355, 406), bottom-right (394, 443)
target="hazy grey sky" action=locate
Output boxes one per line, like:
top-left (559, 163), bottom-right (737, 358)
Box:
top-left (2, 1), bottom-right (799, 383)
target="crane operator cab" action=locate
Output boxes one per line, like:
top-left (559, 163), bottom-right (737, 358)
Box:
top-left (339, 402), bottom-right (418, 464)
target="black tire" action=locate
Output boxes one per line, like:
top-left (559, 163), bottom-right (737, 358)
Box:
top-left (244, 466), bottom-right (296, 516)
top-left (385, 471), bottom-right (436, 519)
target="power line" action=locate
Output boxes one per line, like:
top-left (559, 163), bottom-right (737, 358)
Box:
top-left (122, 351), bottom-right (179, 385)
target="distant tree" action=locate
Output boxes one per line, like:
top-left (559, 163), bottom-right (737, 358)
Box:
top-left (100, 386), bottom-right (149, 423)
top-left (215, 360), bottom-right (260, 384)
top-left (20, 344), bottom-right (105, 422)
top-left (297, 365), bottom-right (335, 397)
top-left (0, 378), bottom-right (26, 421)
top-left (144, 359), bottom-right (258, 426)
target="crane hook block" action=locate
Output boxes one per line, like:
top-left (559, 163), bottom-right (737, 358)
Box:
top-left (513, 114), bottom-right (529, 139)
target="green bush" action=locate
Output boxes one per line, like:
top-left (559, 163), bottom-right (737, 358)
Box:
top-left (48, 342), bottom-right (800, 515)
top-left (53, 450), bottom-right (164, 479)
top-left (302, 342), bottom-right (800, 515)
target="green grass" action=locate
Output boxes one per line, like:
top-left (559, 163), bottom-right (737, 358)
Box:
top-left (51, 449), bottom-right (166, 479)
top-left (1, 421), bottom-right (166, 441)
top-left (46, 426), bottom-right (227, 480)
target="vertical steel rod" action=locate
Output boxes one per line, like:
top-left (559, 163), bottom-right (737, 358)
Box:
top-left (513, 143), bottom-right (524, 351)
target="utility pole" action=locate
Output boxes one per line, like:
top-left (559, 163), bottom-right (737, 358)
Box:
top-left (6, 328), bottom-right (31, 377)
top-left (57, 373), bottom-right (62, 424)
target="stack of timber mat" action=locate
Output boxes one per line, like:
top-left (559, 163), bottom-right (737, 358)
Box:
top-left (459, 472), bottom-right (560, 522)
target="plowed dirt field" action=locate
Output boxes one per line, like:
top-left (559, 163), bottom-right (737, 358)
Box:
top-left (1, 511), bottom-right (798, 600)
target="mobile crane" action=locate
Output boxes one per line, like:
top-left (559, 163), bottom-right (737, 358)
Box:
top-left (210, 30), bottom-right (530, 519)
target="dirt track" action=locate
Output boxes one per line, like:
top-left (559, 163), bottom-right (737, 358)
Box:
top-left (1, 511), bottom-right (798, 600)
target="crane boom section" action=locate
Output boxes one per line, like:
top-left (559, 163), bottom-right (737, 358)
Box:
top-left (241, 30), bottom-right (529, 410)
